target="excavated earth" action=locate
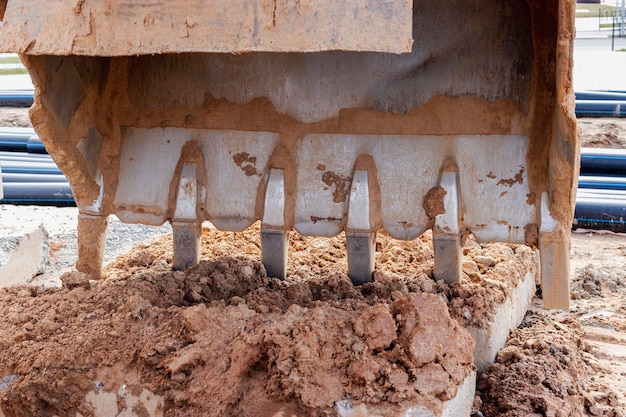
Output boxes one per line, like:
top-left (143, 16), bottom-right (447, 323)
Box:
top-left (0, 112), bottom-right (625, 416)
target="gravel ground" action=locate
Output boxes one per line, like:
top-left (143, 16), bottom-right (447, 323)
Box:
top-left (0, 204), bottom-right (172, 287)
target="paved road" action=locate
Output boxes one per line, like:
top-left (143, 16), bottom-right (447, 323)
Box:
top-left (575, 32), bottom-right (626, 51)
top-left (575, 18), bottom-right (626, 91)
top-left (575, 16), bottom-right (626, 51)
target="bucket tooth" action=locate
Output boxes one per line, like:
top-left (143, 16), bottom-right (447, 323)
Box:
top-left (172, 162), bottom-right (200, 271)
top-left (261, 169), bottom-right (288, 279)
top-left (261, 231), bottom-right (288, 279)
top-left (77, 213), bottom-right (108, 280)
top-left (346, 169), bottom-right (375, 285)
top-left (539, 192), bottom-right (570, 309)
top-left (433, 170), bottom-right (462, 284)
top-left (172, 221), bottom-right (201, 271)
top-left (346, 232), bottom-right (376, 285)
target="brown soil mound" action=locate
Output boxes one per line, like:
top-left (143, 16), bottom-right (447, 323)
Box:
top-left (0, 224), bottom-right (539, 416)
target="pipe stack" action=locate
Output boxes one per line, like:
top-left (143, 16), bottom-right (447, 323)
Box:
top-left (0, 127), bottom-right (74, 206)
top-left (575, 90), bottom-right (626, 118)
top-left (0, 89), bottom-right (34, 108)
top-left (576, 147), bottom-right (626, 232)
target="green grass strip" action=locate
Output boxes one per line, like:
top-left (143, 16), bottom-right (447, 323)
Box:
top-left (0, 56), bottom-right (22, 65)
top-left (576, 3), bottom-right (617, 18)
top-left (0, 68), bottom-right (28, 75)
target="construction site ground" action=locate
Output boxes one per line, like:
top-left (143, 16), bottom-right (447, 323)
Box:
top-left (0, 110), bottom-right (625, 416)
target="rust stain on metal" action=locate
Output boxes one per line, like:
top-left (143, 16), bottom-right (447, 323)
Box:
top-left (496, 220), bottom-right (508, 225)
top-left (486, 172), bottom-right (497, 179)
top-left (526, 192), bottom-right (536, 205)
top-left (499, 191), bottom-right (508, 197)
top-left (316, 164), bottom-right (326, 171)
top-left (423, 186), bottom-right (446, 220)
top-left (497, 166), bottom-right (525, 187)
top-left (399, 221), bottom-right (414, 228)
top-left (182, 181), bottom-right (194, 197)
top-left (233, 152), bottom-right (262, 177)
top-left (321, 171), bottom-right (351, 203)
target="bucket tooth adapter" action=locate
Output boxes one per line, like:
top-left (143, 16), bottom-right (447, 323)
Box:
top-left (0, 0), bottom-right (578, 309)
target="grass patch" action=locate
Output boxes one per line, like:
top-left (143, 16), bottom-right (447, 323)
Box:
top-left (0, 56), bottom-right (22, 65)
top-left (576, 3), bottom-right (616, 18)
top-left (0, 68), bottom-right (28, 75)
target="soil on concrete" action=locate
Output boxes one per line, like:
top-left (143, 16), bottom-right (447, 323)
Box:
top-left (0, 223), bottom-right (535, 416)
top-left (0, 112), bottom-right (626, 416)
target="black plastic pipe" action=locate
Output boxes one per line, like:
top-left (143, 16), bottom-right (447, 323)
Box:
top-left (0, 90), bottom-right (34, 108)
top-left (0, 136), bottom-right (45, 153)
top-left (577, 190), bottom-right (626, 199)
top-left (0, 128), bottom-right (37, 152)
top-left (575, 91), bottom-right (626, 101)
top-left (2, 173), bottom-right (68, 183)
top-left (580, 147), bottom-right (626, 176)
top-left (0, 131), bottom-right (44, 154)
top-left (1, 159), bottom-right (60, 168)
top-left (0, 161), bottom-right (63, 175)
top-left (0, 152), bottom-right (53, 162)
top-left (25, 136), bottom-right (46, 154)
top-left (574, 195), bottom-right (626, 232)
top-left (0, 182), bottom-right (75, 206)
top-left (575, 100), bottom-right (626, 118)
top-left (578, 175), bottom-right (626, 191)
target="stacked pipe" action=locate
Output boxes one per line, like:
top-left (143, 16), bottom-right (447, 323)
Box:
top-left (0, 89), bottom-right (34, 108)
top-left (574, 90), bottom-right (626, 232)
top-left (576, 147), bottom-right (626, 232)
top-left (0, 127), bottom-right (74, 206)
top-left (575, 90), bottom-right (626, 118)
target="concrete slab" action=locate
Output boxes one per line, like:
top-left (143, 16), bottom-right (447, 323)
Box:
top-left (0, 226), bottom-right (49, 287)
top-left (0, 371), bottom-right (474, 417)
top-left (466, 255), bottom-right (538, 372)
top-left (335, 371), bottom-right (476, 417)
top-left (0, 369), bottom-right (474, 417)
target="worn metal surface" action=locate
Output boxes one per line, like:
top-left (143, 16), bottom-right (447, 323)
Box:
top-left (294, 134), bottom-right (533, 242)
top-left (0, 0), bottom-right (413, 54)
top-left (113, 128), bottom-right (280, 228)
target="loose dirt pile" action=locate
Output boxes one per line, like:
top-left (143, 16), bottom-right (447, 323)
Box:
top-left (476, 232), bottom-right (626, 417)
top-left (578, 118), bottom-right (626, 148)
top-left (0, 225), bottom-right (538, 416)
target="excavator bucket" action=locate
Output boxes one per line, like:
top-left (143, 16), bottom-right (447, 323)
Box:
top-left (0, 0), bottom-right (578, 309)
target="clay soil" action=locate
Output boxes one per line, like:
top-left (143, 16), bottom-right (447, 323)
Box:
top-left (0, 110), bottom-right (625, 416)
